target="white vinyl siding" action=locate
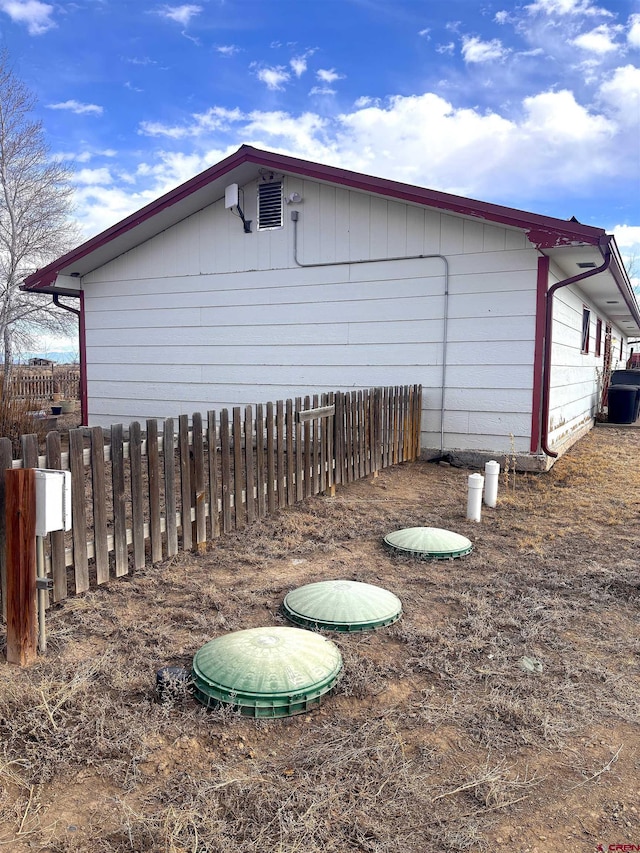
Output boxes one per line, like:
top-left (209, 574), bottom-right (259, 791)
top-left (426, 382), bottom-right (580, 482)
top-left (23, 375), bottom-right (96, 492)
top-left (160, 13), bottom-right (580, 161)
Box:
top-left (83, 176), bottom-right (538, 455)
top-left (547, 265), bottom-right (627, 450)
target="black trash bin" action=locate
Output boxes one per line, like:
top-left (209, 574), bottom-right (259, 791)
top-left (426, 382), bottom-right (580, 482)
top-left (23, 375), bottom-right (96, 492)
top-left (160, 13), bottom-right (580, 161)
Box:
top-left (607, 384), bottom-right (639, 424)
top-left (611, 369), bottom-right (640, 386)
top-left (611, 370), bottom-right (640, 420)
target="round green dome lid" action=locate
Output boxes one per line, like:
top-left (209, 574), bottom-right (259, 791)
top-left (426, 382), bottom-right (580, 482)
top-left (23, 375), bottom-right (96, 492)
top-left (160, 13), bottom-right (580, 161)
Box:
top-left (384, 526), bottom-right (473, 559)
top-left (283, 580), bottom-right (402, 632)
top-left (192, 626), bottom-right (342, 717)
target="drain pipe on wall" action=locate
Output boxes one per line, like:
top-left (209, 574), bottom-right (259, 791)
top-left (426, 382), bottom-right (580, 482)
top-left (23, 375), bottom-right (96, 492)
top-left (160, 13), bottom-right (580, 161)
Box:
top-left (540, 235), bottom-right (612, 458)
top-left (53, 292), bottom-right (87, 426)
top-left (290, 210), bottom-right (450, 454)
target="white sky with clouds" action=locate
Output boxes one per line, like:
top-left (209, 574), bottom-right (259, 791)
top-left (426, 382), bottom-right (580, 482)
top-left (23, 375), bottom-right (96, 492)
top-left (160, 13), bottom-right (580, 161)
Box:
top-left (2, 0), bottom-right (639, 295)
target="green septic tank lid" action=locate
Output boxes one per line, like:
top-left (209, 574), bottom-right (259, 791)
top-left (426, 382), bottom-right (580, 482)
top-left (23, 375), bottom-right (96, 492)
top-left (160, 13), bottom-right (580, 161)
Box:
top-left (384, 526), bottom-right (473, 559)
top-left (283, 580), bottom-right (402, 632)
top-left (191, 626), bottom-right (342, 718)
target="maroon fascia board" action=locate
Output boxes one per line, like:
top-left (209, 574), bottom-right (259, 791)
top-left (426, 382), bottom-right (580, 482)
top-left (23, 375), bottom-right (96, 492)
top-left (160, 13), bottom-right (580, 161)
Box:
top-left (22, 144), bottom-right (606, 292)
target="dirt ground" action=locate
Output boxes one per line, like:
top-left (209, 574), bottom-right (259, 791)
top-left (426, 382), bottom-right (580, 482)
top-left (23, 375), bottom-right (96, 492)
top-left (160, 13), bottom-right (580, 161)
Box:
top-left (0, 424), bottom-right (639, 852)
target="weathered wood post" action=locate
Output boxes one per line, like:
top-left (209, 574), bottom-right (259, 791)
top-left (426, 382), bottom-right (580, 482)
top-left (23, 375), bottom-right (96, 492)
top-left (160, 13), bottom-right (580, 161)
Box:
top-left (5, 468), bottom-right (37, 666)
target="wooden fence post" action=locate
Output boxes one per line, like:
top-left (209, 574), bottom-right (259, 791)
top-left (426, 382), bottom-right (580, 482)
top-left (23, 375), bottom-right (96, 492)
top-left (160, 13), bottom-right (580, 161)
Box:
top-left (0, 437), bottom-right (13, 621)
top-left (5, 468), bottom-right (37, 666)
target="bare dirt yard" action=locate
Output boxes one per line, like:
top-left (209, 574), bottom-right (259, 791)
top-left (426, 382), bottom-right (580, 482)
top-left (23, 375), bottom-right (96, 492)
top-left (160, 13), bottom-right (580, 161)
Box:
top-left (1, 425), bottom-right (639, 852)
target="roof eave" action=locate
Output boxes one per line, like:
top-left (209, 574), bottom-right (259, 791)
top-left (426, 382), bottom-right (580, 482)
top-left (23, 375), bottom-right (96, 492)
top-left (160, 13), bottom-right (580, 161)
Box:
top-left (22, 144), bottom-right (608, 292)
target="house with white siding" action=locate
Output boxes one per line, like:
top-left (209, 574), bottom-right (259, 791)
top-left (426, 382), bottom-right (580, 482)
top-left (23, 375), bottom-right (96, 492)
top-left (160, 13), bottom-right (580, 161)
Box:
top-left (22, 146), bottom-right (640, 470)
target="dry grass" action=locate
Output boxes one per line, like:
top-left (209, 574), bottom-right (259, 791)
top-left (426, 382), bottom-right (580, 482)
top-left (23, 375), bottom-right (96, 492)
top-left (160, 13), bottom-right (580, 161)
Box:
top-left (0, 377), bottom-right (51, 455)
top-left (0, 425), bottom-right (639, 851)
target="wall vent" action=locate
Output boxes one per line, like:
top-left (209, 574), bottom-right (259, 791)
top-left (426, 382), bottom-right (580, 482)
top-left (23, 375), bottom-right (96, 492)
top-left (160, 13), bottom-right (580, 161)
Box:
top-left (258, 181), bottom-right (283, 230)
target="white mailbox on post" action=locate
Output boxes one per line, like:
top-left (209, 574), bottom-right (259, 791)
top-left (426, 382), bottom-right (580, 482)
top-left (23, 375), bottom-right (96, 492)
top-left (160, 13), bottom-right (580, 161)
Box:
top-left (34, 469), bottom-right (72, 537)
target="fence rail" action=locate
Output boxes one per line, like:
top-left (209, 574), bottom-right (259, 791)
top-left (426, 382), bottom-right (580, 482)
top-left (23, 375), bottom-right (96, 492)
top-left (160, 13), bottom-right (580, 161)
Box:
top-left (10, 370), bottom-right (80, 400)
top-left (0, 385), bottom-right (421, 617)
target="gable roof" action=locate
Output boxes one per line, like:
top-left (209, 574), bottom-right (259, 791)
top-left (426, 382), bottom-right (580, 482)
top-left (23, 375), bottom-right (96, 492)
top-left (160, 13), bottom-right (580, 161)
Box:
top-left (23, 144), bottom-right (609, 290)
top-left (21, 144), bottom-right (639, 334)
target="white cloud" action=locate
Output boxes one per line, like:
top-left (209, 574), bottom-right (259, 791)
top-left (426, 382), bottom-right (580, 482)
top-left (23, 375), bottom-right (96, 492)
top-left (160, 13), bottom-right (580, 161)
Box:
top-left (290, 56), bottom-right (307, 77)
top-left (461, 36), bottom-right (508, 63)
top-left (157, 4), bottom-right (201, 27)
top-left (526, 0), bottom-right (611, 16)
top-left (0, 0), bottom-right (55, 34)
top-left (436, 42), bottom-right (455, 55)
top-left (317, 68), bottom-right (344, 84)
top-left (597, 64), bottom-right (640, 126)
top-left (309, 86), bottom-right (336, 96)
top-left (418, 28), bottom-right (430, 37)
top-left (353, 96), bottom-right (379, 108)
top-left (255, 66), bottom-right (290, 90)
top-left (126, 56), bottom-right (157, 66)
top-left (55, 148), bottom-right (117, 163)
top-left (46, 100), bottom-right (104, 116)
top-left (495, 11), bottom-right (510, 24)
top-left (628, 14), bottom-right (640, 48)
top-left (73, 167), bottom-right (113, 185)
top-left (572, 23), bottom-right (622, 53)
top-left (215, 45), bottom-right (240, 57)
top-left (71, 81), bottom-right (639, 243)
top-left (612, 225), bottom-right (640, 252)
top-left (139, 107), bottom-right (243, 139)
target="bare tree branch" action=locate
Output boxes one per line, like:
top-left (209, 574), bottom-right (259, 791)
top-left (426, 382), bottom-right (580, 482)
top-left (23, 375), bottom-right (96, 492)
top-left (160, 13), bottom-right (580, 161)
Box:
top-left (0, 48), bottom-right (79, 377)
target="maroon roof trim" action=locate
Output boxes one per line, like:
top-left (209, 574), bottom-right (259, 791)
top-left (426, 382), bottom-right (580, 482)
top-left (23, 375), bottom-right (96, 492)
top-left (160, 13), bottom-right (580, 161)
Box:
top-left (22, 144), bottom-right (606, 292)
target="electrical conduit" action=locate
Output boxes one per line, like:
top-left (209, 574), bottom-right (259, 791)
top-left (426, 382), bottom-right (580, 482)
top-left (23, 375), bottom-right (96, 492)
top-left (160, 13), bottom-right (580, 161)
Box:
top-left (290, 210), bottom-right (450, 454)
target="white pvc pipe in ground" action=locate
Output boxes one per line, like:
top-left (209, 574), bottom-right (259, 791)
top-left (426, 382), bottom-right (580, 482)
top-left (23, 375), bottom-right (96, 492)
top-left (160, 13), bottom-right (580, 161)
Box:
top-left (467, 473), bottom-right (484, 522)
top-left (484, 460), bottom-right (500, 508)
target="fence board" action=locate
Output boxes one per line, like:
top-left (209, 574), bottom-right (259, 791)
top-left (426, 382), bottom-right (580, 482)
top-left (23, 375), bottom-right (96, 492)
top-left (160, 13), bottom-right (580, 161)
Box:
top-left (69, 428), bottom-right (90, 589)
top-left (311, 394), bottom-right (319, 495)
top-left (245, 406), bottom-right (255, 525)
top-left (319, 394), bottom-right (327, 493)
top-left (129, 422), bottom-right (145, 571)
top-left (393, 387), bottom-right (401, 464)
top-left (266, 402), bottom-right (275, 515)
top-left (233, 407), bottom-right (245, 529)
top-left (351, 393), bottom-right (359, 482)
top-left (220, 408), bottom-right (232, 533)
top-left (147, 419), bottom-right (163, 562)
top-left (164, 419), bottom-right (178, 556)
top-left (256, 405), bottom-right (266, 519)
top-left (90, 426), bottom-right (111, 581)
top-left (303, 396), bottom-right (312, 497)
top-left (295, 398), bottom-right (303, 501)
top-left (179, 415), bottom-right (192, 549)
top-left (21, 434), bottom-right (38, 469)
top-left (286, 399), bottom-right (294, 507)
top-left (110, 424), bottom-right (128, 577)
top-left (46, 432), bottom-right (68, 601)
top-left (333, 393), bottom-right (344, 487)
top-left (276, 400), bottom-right (285, 509)
top-left (327, 392), bottom-right (335, 493)
top-left (208, 411), bottom-right (220, 537)
top-left (192, 413), bottom-right (206, 551)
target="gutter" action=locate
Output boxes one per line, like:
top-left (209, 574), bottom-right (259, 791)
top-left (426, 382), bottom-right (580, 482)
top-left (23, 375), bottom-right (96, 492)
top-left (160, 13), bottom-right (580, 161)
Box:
top-left (540, 235), bottom-right (613, 458)
top-left (53, 292), bottom-right (87, 426)
top-left (291, 211), bottom-right (450, 454)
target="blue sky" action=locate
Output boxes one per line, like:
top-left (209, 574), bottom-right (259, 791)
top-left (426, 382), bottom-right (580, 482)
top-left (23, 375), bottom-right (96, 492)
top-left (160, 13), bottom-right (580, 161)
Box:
top-left (2, 0), bottom-right (639, 283)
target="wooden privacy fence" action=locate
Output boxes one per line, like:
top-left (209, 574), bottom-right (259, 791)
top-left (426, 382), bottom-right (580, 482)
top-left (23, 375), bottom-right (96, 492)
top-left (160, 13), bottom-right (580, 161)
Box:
top-left (0, 385), bottom-right (421, 617)
top-left (10, 370), bottom-right (80, 400)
